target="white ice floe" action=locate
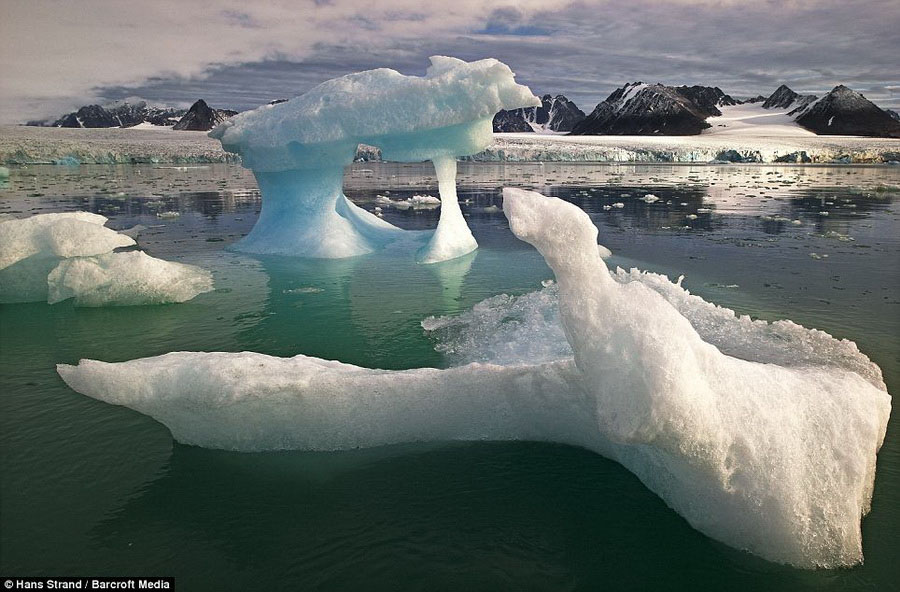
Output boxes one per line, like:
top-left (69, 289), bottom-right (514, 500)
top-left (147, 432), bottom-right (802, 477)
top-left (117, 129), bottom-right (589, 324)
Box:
top-left (57, 189), bottom-right (890, 568)
top-left (0, 212), bottom-right (212, 305)
top-left (48, 251), bottom-right (213, 306)
top-left (209, 56), bottom-right (538, 263)
top-left (0, 212), bottom-right (134, 270)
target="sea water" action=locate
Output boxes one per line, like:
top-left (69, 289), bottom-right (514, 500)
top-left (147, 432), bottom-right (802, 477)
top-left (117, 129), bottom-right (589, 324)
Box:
top-left (1, 162), bottom-right (898, 590)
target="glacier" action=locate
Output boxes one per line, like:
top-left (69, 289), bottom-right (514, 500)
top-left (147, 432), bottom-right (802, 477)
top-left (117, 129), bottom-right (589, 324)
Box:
top-left (208, 56), bottom-right (538, 262)
top-left (57, 188), bottom-right (890, 568)
top-left (0, 213), bottom-right (212, 305)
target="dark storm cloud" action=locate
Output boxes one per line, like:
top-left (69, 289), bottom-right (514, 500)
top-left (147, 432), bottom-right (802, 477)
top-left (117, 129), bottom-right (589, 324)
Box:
top-left (4, 0), bottom-right (898, 122)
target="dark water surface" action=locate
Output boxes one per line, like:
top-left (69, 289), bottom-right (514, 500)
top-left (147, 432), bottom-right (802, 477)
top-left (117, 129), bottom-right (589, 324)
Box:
top-left (1, 163), bottom-right (898, 591)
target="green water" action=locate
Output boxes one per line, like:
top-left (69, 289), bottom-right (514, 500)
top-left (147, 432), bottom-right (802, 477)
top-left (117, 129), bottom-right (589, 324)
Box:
top-left (1, 163), bottom-right (898, 590)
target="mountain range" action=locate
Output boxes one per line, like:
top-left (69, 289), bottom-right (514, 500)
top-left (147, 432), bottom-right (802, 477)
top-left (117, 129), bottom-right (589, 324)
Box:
top-left (27, 99), bottom-right (235, 131)
top-left (494, 83), bottom-right (899, 138)
top-left (26, 84), bottom-right (900, 138)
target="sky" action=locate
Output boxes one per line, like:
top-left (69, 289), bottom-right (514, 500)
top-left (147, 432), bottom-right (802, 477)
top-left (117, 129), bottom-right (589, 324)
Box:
top-left (1, 0), bottom-right (898, 124)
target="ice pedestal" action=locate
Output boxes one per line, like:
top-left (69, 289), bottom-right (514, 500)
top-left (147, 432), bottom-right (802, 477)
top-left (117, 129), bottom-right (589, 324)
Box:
top-left (241, 167), bottom-right (404, 258)
top-left (418, 156), bottom-right (478, 263)
top-left (210, 56), bottom-right (539, 263)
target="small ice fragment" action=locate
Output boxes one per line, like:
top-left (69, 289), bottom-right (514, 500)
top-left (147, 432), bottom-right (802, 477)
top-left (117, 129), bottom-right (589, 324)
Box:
top-left (47, 251), bottom-right (213, 306)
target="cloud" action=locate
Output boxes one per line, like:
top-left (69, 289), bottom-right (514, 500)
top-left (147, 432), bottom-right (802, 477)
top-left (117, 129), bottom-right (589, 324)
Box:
top-left (1, 0), bottom-right (898, 123)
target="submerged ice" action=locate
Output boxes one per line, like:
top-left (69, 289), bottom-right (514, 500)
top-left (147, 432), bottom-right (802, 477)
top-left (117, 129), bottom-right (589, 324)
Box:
top-left (209, 56), bottom-right (538, 262)
top-left (57, 189), bottom-right (890, 568)
top-left (0, 213), bottom-right (212, 305)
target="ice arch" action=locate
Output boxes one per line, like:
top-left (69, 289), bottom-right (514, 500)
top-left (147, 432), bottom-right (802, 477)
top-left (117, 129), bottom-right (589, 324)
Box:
top-left (209, 56), bottom-right (539, 263)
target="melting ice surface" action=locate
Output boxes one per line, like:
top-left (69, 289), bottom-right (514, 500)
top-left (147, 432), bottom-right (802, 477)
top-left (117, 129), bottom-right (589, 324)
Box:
top-left (56, 189), bottom-right (891, 568)
top-left (0, 213), bottom-right (212, 305)
top-left (209, 56), bottom-right (539, 263)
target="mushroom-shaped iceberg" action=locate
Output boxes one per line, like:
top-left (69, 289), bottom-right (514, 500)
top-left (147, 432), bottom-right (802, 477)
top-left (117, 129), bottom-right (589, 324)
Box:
top-left (209, 56), bottom-right (539, 263)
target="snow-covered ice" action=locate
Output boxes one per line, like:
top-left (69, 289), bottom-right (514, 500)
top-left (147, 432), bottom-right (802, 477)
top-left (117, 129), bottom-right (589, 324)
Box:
top-left (0, 213), bottom-right (212, 305)
top-left (48, 251), bottom-right (213, 306)
top-left (57, 188), bottom-right (889, 568)
top-left (209, 56), bottom-right (538, 262)
top-left (477, 103), bottom-right (900, 164)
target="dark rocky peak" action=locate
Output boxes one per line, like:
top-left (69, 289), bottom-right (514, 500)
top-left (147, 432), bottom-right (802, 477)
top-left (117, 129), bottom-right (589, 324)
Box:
top-left (673, 85), bottom-right (737, 117)
top-left (604, 82), bottom-right (645, 104)
top-left (572, 83), bottom-right (712, 136)
top-left (492, 109), bottom-right (533, 132)
top-left (54, 104), bottom-right (119, 128)
top-left (46, 100), bottom-right (186, 128)
top-left (762, 85), bottom-right (798, 108)
top-left (793, 85), bottom-right (900, 138)
top-left (492, 93), bottom-right (585, 132)
top-left (538, 94), bottom-right (586, 131)
top-left (742, 95), bottom-right (768, 104)
top-left (173, 99), bottom-right (237, 131)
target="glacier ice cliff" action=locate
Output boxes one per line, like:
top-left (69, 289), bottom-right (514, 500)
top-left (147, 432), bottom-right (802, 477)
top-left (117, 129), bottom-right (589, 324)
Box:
top-left (58, 189), bottom-right (890, 568)
top-left (208, 56), bottom-right (539, 263)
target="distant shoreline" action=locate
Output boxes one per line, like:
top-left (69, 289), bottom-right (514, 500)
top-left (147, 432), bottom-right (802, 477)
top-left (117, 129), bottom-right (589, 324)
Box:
top-left (1, 125), bottom-right (898, 166)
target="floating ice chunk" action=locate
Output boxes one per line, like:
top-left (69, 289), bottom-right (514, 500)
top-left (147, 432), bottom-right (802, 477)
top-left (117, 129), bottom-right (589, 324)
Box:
top-left (0, 213), bottom-right (212, 305)
top-left (0, 166), bottom-right (9, 178)
top-left (48, 251), bottom-right (213, 306)
top-left (55, 190), bottom-right (890, 567)
top-left (501, 187), bottom-right (889, 568)
top-left (408, 194), bottom-right (441, 206)
top-left (57, 351), bottom-right (586, 452)
top-left (597, 244), bottom-right (612, 259)
top-left (209, 56), bottom-right (538, 262)
top-left (0, 213), bottom-right (137, 303)
top-left (640, 193), bottom-right (660, 203)
top-left (0, 212), bottom-right (134, 270)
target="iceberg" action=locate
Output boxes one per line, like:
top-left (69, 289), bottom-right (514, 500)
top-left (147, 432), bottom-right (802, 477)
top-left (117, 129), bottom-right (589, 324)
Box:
top-left (57, 189), bottom-right (889, 567)
top-left (48, 251), bottom-right (214, 306)
top-left (0, 212), bottom-right (212, 305)
top-left (209, 56), bottom-right (539, 263)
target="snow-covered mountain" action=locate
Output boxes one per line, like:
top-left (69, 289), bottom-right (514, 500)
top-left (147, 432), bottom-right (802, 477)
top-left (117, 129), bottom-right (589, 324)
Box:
top-left (492, 109), bottom-right (535, 132)
top-left (172, 100), bottom-right (237, 131)
top-left (570, 82), bottom-right (722, 136)
top-left (28, 99), bottom-right (237, 131)
top-left (761, 85), bottom-right (816, 110)
top-left (492, 94), bottom-right (585, 133)
top-left (789, 85), bottom-right (900, 138)
top-left (564, 82), bottom-right (899, 138)
top-left (36, 101), bottom-right (187, 128)
top-left (673, 85), bottom-right (737, 113)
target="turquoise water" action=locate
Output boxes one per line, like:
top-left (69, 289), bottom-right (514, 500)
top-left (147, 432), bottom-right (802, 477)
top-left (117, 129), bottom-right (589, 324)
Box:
top-left (1, 163), bottom-right (898, 590)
